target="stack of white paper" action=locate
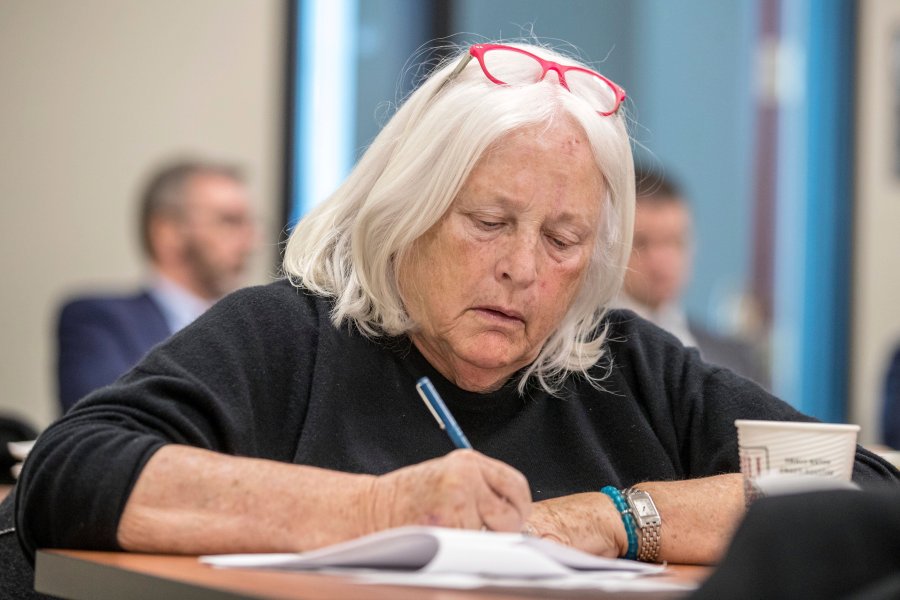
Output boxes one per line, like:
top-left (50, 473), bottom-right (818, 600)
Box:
top-left (202, 526), bottom-right (692, 593)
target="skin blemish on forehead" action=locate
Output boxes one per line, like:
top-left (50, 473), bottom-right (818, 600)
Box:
top-left (560, 135), bottom-right (584, 154)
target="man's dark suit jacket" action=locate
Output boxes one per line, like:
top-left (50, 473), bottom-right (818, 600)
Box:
top-left (884, 345), bottom-right (900, 449)
top-left (57, 291), bottom-right (171, 413)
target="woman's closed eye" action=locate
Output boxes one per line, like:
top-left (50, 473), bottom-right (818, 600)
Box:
top-left (471, 215), bottom-right (505, 231)
top-left (546, 233), bottom-right (578, 251)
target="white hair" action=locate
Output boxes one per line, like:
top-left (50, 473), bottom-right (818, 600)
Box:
top-left (283, 41), bottom-right (635, 393)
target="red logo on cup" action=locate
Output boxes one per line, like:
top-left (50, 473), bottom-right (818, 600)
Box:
top-left (740, 446), bottom-right (770, 477)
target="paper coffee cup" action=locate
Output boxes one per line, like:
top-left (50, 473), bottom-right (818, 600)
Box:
top-left (735, 420), bottom-right (859, 481)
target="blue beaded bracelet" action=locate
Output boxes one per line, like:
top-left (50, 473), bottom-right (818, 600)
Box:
top-left (600, 485), bottom-right (638, 560)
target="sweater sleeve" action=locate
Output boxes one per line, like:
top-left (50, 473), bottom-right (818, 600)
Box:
top-left (606, 311), bottom-right (900, 488)
top-left (16, 281), bottom-right (321, 558)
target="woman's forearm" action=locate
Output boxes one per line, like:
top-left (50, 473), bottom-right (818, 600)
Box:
top-left (634, 473), bottom-right (745, 564)
top-left (117, 446), bottom-right (532, 555)
top-left (528, 473), bottom-right (746, 565)
top-left (117, 445), bottom-right (375, 554)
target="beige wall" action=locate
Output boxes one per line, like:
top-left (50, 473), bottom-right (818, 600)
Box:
top-left (852, 0), bottom-right (900, 445)
top-left (0, 0), bottom-right (285, 428)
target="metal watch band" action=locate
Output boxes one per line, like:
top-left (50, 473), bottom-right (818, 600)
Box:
top-left (624, 487), bottom-right (662, 563)
top-left (636, 519), bottom-right (661, 562)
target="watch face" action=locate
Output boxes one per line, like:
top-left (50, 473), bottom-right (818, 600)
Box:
top-left (629, 491), bottom-right (661, 527)
top-left (634, 497), bottom-right (655, 517)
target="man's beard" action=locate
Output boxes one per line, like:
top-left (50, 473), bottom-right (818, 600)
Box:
top-left (183, 238), bottom-right (241, 299)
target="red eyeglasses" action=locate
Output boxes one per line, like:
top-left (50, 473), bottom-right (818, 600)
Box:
top-left (442, 43), bottom-right (627, 116)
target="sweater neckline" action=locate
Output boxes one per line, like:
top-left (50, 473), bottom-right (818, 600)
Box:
top-left (395, 336), bottom-right (534, 418)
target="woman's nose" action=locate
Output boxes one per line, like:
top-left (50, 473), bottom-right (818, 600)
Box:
top-left (496, 234), bottom-right (538, 287)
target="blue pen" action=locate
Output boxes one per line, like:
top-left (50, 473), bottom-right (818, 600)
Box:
top-left (415, 376), bottom-right (473, 449)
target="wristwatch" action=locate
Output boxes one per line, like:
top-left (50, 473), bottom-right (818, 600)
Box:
top-left (624, 487), bottom-right (662, 562)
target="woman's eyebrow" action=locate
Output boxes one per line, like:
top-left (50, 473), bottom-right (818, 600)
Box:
top-left (545, 210), bottom-right (597, 232)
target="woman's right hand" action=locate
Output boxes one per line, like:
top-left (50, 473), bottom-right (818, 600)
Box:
top-left (365, 449), bottom-right (532, 534)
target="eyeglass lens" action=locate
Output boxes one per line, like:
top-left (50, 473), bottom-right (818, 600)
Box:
top-left (480, 48), bottom-right (619, 115)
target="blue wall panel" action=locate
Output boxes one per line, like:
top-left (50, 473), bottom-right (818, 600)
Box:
top-left (773, 0), bottom-right (854, 421)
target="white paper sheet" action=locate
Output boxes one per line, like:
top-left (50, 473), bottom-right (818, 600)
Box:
top-left (202, 526), bottom-right (665, 581)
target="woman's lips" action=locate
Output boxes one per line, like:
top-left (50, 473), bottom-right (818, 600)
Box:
top-left (473, 306), bottom-right (525, 323)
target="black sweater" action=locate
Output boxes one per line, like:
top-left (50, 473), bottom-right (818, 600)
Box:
top-left (16, 280), bottom-right (899, 557)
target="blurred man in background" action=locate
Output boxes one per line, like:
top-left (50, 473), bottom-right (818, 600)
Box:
top-left (617, 166), bottom-right (769, 388)
top-left (57, 159), bottom-right (258, 413)
top-left (883, 345), bottom-right (900, 449)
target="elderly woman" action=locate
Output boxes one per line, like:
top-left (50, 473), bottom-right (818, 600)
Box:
top-left (16, 42), bottom-right (898, 568)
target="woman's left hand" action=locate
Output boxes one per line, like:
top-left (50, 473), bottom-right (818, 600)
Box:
top-left (525, 492), bottom-right (626, 557)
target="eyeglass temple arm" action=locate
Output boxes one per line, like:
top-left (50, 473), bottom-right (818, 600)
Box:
top-left (435, 53), bottom-right (474, 94)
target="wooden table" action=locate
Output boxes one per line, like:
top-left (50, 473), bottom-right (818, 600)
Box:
top-left (35, 549), bottom-right (709, 600)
